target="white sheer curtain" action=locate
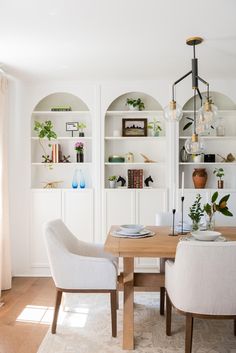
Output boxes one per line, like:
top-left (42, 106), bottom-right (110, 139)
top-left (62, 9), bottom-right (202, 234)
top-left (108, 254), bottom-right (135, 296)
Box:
top-left (0, 74), bottom-right (11, 302)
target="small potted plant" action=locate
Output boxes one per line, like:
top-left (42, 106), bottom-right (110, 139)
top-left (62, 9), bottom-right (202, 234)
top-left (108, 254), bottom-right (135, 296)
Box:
top-left (108, 175), bottom-right (117, 188)
top-left (188, 194), bottom-right (204, 230)
top-left (204, 191), bottom-right (233, 230)
top-left (77, 122), bottom-right (86, 137)
top-left (148, 118), bottom-right (162, 136)
top-left (75, 142), bottom-right (84, 163)
top-left (213, 167), bottom-right (224, 189)
top-left (126, 98), bottom-right (145, 111)
top-left (34, 120), bottom-right (57, 163)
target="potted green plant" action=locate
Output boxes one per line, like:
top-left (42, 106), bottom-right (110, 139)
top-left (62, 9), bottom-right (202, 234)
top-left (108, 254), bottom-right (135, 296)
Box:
top-left (77, 122), bottom-right (86, 137)
top-left (147, 118), bottom-right (162, 136)
top-left (188, 194), bottom-right (204, 230)
top-left (126, 98), bottom-right (145, 111)
top-left (204, 191), bottom-right (233, 230)
top-left (34, 120), bottom-right (57, 163)
top-left (108, 175), bottom-right (117, 188)
top-left (213, 167), bottom-right (224, 189)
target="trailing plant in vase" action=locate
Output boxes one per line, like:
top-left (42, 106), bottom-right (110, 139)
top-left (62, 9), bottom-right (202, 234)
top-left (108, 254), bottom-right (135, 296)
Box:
top-left (188, 193), bottom-right (204, 230)
top-left (34, 120), bottom-right (57, 163)
top-left (148, 118), bottom-right (162, 136)
top-left (213, 167), bottom-right (224, 189)
top-left (126, 98), bottom-right (145, 111)
top-left (204, 191), bottom-right (233, 230)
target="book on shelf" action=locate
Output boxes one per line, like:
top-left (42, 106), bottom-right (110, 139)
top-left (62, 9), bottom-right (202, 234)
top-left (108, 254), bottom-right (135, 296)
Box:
top-left (52, 144), bottom-right (61, 163)
top-left (128, 169), bottom-right (143, 188)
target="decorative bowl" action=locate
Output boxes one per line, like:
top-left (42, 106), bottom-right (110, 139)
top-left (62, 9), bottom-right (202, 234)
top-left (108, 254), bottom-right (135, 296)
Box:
top-left (108, 155), bottom-right (125, 163)
top-left (191, 230), bottom-right (222, 241)
top-left (119, 224), bottom-right (145, 234)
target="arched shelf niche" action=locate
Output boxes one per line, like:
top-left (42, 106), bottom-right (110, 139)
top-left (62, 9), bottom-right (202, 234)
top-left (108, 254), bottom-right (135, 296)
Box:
top-left (31, 92), bottom-right (93, 189)
top-left (104, 91), bottom-right (167, 189)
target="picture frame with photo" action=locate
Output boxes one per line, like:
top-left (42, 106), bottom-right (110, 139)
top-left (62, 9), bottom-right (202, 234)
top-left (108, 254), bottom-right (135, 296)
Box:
top-left (122, 118), bottom-right (147, 137)
top-left (66, 122), bottom-right (78, 137)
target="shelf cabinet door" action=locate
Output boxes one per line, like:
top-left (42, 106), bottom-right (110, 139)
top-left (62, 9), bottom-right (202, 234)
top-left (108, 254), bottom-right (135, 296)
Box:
top-left (62, 189), bottom-right (94, 243)
top-left (30, 190), bottom-right (62, 267)
top-left (104, 189), bottom-right (136, 236)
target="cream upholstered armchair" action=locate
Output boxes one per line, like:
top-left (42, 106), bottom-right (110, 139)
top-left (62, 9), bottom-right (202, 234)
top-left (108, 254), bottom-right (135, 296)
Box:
top-left (43, 219), bottom-right (119, 337)
top-left (165, 240), bottom-right (236, 353)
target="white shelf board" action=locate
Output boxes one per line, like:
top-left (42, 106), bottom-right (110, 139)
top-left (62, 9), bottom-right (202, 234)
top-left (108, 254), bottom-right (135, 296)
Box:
top-left (32, 162), bottom-right (92, 166)
top-left (105, 136), bottom-right (166, 141)
top-left (104, 187), bottom-right (167, 190)
top-left (31, 188), bottom-right (93, 190)
top-left (106, 110), bottom-right (163, 115)
top-left (182, 110), bottom-right (236, 114)
top-left (178, 188), bottom-right (236, 191)
top-left (105, 162), bottom-right (165, 166)
top-left (32, 136), bottom-right (92, 141)
top-left (179, 162), bottom-right (236, 165)
top-left (32, 111), bottom-right (90, 116)
top-left (179, 136), bottom-right (236, 140)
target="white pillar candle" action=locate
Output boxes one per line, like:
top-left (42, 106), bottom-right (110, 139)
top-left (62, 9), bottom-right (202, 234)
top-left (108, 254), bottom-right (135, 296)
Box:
top-left (181, 171), bottom-right (185, 197)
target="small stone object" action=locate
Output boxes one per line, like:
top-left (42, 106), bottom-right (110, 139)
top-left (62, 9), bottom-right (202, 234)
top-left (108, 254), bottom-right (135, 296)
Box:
top-left (140, 153), bottom-right (156, 163)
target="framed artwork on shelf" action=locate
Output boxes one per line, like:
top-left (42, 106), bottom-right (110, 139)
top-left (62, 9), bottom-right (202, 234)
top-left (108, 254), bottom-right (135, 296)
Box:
top-left (66, 122), bottom-right (78, 137)
top-left (122, 118), bottom-right (147, 137)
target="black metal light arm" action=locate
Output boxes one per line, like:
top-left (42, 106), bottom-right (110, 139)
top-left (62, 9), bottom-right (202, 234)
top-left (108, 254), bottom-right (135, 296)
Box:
top-left (172, 70), bottom-right (192, 101)
top-left (197, 76), bottom-right (210, 99)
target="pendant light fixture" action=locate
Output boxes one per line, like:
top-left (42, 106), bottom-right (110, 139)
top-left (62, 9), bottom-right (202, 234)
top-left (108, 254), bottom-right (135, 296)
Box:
top-left (165, 36), bottom-right (217, 154)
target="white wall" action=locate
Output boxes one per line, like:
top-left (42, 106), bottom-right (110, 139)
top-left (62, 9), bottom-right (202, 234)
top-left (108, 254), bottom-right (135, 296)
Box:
top-left (8, 78), bottom-right (236, 276)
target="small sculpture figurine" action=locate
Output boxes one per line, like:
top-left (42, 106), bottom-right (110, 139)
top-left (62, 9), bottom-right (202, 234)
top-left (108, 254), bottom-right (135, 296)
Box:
top-left (140, 153), bottom-right (156, 163)
top-left (117, 175), bottom-right (126, 187)
top-left (42, 181), bottom-right (63, 189)
top-left (61, 155), bottom-right (71, 163)
top-left (144, 175), bottom-right (154, 187)
top-left (42, 155), bottom-right (52, 163)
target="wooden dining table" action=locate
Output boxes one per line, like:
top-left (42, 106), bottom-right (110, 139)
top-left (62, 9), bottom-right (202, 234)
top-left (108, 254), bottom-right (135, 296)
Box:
top-left (104, 225), bottom-right (236, 350)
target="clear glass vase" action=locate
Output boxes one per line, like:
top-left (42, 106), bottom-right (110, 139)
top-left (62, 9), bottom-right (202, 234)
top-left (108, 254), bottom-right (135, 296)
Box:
top-left (205, 213), bottom-right (215, 230)
top-left (192, 220), bottom-right (200, 231)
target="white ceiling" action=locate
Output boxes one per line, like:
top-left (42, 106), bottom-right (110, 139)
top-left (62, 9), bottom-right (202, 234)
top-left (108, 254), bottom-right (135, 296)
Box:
top-left (1, 0), bottom-right (236, 81)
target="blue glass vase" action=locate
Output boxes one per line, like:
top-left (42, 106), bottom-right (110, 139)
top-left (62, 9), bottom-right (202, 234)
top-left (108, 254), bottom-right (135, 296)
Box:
top-left (72, 169), bottom-right (78, 188)
top-left (79, 169), bottom-right (86, 188)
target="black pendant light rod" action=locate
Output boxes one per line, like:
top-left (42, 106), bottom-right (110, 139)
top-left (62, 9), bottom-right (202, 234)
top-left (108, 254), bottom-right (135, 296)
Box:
top-left (171, 71), bottom-right (192, 101)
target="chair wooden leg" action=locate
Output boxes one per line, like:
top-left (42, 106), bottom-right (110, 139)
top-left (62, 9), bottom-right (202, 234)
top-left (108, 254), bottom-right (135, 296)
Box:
top-left (52, 290), bottom-right (62, 334)
top-left (110, 290), bottom-right (117, 337)
top-left (116, 289), bottom-right (119, 310)
top-left (185, 314), bottom-right (194, 353)
top-left (166, 292), bottom-right (172, 336)
top-left (160, 287), bottom-right (165, 316)
top-left (234, 319), bottom-right (236, 336)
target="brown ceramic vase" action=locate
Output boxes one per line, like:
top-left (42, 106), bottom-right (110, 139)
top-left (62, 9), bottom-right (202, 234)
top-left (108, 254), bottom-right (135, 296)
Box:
top-left (192, 168), bottom-right (207, 189)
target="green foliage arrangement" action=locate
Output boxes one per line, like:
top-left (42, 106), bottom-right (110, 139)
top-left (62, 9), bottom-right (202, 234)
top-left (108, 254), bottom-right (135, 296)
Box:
top-left (108, 175), bottom-right (117, 181)
top-left (204, 191), bottom-right (233, 220)
top-left (77, 122), bottom-right (86, 131)
top-left (126, 98), bottom-right (145, 111)
top-left (188, 194), bottom-right (204, 229)
top-left (213, 168), bottom-right (224, 181)
top-left (34, 120), bottom-right (57, 163)
top-left (147, 118), bottom-right (162, 135)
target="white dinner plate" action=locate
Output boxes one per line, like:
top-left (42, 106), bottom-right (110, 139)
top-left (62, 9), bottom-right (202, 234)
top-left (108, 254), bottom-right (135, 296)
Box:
top-left (191, 230), bottom-right (222, 241)
top-left (112, 229), bottom-right (155, 238)
top-left (181, 235), bottom-right (226, 242)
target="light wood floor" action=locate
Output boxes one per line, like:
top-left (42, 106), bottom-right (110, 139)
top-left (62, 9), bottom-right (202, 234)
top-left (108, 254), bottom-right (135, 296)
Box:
top-left (0, 277), bottom-right (55, 353)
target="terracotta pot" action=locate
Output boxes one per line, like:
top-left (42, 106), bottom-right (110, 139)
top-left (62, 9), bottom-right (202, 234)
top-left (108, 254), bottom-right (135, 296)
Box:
top-left (218, 180), bottom-right (224, 189)
top-left (192, 168), bottom-right (207, 189)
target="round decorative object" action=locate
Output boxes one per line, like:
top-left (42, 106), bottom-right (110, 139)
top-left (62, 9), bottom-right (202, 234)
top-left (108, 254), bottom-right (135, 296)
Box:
top-left (192, 168), bottom-right (207, 189)
top-left (164, 100), bottom-right (183, 122)
top-left (108, 155), bottom-right (125, 163)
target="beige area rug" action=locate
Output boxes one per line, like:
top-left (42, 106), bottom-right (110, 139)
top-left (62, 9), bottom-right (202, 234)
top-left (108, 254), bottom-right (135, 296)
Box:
top-left (37, 292), bottom-right (236, 353)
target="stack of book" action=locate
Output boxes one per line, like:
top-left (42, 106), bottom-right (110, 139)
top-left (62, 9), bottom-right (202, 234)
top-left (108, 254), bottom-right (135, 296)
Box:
top-left (52, 144), bottom-right (61, 163)
top-left (128, 169), bottom-right (143, 188)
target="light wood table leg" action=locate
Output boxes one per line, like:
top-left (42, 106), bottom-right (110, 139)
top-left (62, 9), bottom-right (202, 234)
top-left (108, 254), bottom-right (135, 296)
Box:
top-left (123, 257), bottom-right (134, 350)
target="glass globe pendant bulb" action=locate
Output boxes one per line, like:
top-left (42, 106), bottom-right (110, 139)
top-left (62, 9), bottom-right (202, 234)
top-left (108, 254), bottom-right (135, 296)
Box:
top-left (185, 133), bottom-right (205, 154)
top-left (164, 100), bottom-right (183, 122)
top-left (198, 100), bottom-right (218, 125)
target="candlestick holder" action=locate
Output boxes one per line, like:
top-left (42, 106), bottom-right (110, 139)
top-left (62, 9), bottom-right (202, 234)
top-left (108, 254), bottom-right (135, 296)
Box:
top-left (179, 196), bottom-right (185, 235)
top-left (169, 208), bottom-right (177, 236)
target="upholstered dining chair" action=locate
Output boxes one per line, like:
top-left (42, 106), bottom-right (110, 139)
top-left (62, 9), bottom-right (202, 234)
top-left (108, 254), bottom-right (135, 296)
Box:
top-left (155, 211), bottom-right (180, 315)
top-left (165, 240), bottom-right (236, 353)
top-left (43, 219), bottom-right (119, 337)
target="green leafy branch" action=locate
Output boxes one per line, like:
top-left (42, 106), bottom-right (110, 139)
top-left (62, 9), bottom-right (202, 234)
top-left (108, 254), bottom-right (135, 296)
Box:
top-left (204, 191), bottom-right (233, 219)
top-left (34, 120), bottom-right (57, 161)
top-left (188, 194), bottom-right (204, 224)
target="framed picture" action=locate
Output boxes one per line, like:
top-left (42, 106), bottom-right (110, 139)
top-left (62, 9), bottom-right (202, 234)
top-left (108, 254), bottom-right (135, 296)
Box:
top-left (66, 122), bottom-right (78, 131)
top-left (122, 118), bottom-right (147, 137)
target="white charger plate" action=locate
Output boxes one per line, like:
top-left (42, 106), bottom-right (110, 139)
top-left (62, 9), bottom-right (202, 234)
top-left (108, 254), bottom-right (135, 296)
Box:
top-left (112, 229), bottom-right (155, 238)
top-left (191, 230), bottom-right (222, 241)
